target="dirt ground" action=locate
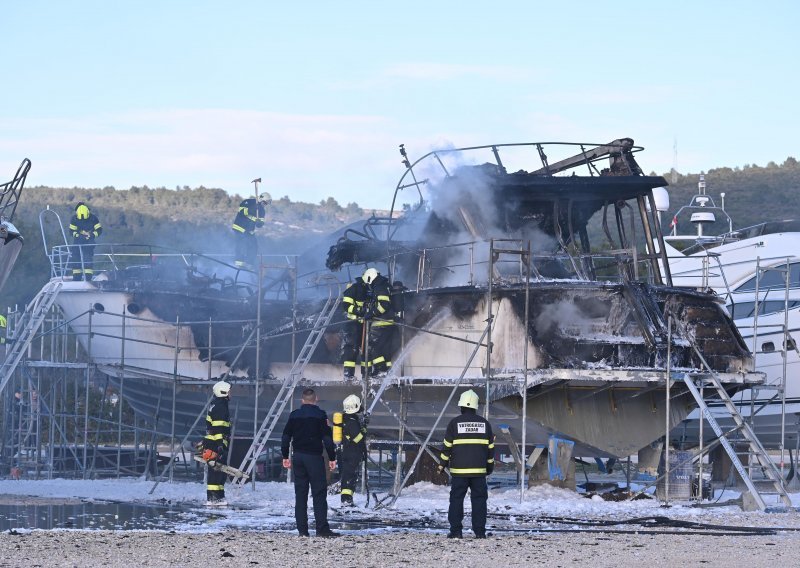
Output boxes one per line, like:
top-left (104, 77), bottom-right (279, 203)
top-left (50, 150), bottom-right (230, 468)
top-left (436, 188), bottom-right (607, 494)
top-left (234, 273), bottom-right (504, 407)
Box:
top-left (0, 530), bottom-right (798, 568)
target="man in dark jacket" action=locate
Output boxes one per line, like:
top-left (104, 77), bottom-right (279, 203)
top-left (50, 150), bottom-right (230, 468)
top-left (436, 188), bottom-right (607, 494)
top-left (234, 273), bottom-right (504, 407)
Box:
top-left (340, 267), bottom-right (394, 379)
top-left (202, 380), bottom-right (232, 506)
top-left (282, 388), bottom-right (339, 537)
top-left (231, 192), bottom-right (270, 271)
top-left (439, 389), bottom-right (495, 539)
top-left (68, 202), bottom-right (102, 281)
top-left (339, 394), bottom-right (367, 506)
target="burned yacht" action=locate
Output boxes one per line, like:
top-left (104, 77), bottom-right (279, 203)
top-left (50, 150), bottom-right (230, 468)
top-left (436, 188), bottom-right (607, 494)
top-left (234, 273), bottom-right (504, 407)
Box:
top-left (12, 140), bottom-right (761, 471)
top-left (0, 159), bottom-right (30, 293)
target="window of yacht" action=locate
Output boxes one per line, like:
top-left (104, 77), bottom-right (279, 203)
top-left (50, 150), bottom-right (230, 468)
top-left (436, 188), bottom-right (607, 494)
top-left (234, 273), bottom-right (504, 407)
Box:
top-left (735, 263), bottom-right (800, 291)
top-left (727, 300), bottom-right (800, 319)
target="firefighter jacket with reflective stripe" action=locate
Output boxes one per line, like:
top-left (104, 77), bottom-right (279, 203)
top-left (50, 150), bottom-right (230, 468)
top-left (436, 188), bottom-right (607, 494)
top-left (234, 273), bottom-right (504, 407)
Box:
top-left (439, 408), bottom-right (495, 476)
top-left (341, 275), bottom-right (394, 326)
top-left (203, 396), bottom-right (231, 451)
top-left (231, 198), bottom-right (266, 234)
top-left (342, 414), bottom-right (367, 454)
top-left (69, 213), bottom-right (103, 243)
top-left (281, 403), bottom-right (336, 460)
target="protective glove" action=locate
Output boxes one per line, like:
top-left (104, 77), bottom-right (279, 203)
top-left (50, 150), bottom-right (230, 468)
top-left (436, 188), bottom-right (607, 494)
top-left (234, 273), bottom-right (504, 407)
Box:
top-left (486, 462), bottom-right (495, 476)
top-left (362, 414), bottom-right (370, 427)
top-left (255, 221), bottom-right (264, 228)
top-left (437, 462), bottom-right (447, 475)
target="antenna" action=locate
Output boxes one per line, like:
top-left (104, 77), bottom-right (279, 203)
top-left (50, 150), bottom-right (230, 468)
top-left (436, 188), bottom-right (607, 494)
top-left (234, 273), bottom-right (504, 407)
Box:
top-left (671, 138), bottom-right (678, 184)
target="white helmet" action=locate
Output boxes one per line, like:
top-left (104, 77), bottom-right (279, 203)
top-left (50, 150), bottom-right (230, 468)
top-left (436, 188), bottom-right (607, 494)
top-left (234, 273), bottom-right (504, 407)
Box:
top-left (343, 394), bottom-right (361, 414)
top-left (258, 192), bottom-right (272, 205)
top-left (458, 389), bottom-right (479, 409)
top-left (362, 268), bottom-right (379, 285)
top-left (213, 380), bottom-right (231, 398)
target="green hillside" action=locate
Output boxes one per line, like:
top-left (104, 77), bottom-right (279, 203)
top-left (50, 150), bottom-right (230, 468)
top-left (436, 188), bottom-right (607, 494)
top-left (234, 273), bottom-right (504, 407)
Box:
top-left (3, 156), bottom-right (799, 311)
top-left (2, 185), bottom-right (369, 310)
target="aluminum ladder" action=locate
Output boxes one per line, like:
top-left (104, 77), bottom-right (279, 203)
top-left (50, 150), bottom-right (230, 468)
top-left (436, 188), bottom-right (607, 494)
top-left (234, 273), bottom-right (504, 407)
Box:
top-left (233, 287), bottom-right (341, 485)
top-left (0, 280), bottom-right (63, 397)
top-left (682, 373), bottom-right (792, 510)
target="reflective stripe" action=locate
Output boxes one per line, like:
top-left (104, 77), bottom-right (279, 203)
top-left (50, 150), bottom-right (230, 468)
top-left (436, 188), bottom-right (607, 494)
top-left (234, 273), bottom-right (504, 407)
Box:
top-left (377, 304), bottom-right (386, 314)
top-left (488, 443), bottom-right (495, 449)
top-left (343, 361), bottom-right (356, 368)
top-left (450, 467), bottom-right (487, 474)
top-left (442, 439), bottom-right (453, 448)
top-left (208, 420), bottom-right (231, 427)
top-left (386, 361), bottom-right (392, 367)
top-left (377, 295), bottom-right (390, 302)
top-left (439, 453), bottom-right (449, 461)
top-left (371, 356), bottom-right (385, 365)
top-left (487, 459), bottom-right (495, 464)
top-left (341, 488), bottom-right (353, 496)
top-left (84, 269), bottom-right (94, 274)
top-left (342, 297), bottom-right (354, 305)
top-left (352, 432), bottom-right (364, 444)
top-left (69, 224), bottom-right (77, 230)
top-left (452, 439), bottom-right (489, 445)
top-left (205, 433), bottom-right (225, 441)
top-left (232, 224), bottom-right (246, 233)
top-left (207, 484), bottom-right (224, 491)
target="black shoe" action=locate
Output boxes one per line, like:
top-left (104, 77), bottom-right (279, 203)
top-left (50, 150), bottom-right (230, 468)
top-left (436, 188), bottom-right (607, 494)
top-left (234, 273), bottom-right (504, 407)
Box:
top-left (316, 529), bottom-right (340, 538)
top-left (474, 533), bottom-right (486, 539)
top-left (447, 531), bottom-right (462, 539)
top-left (298, 531), bottom-right (310, 537)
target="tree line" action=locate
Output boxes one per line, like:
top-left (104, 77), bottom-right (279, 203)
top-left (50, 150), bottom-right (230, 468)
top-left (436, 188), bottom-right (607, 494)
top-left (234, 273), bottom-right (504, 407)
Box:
top-left (3, 156), bottom-right (799, 310)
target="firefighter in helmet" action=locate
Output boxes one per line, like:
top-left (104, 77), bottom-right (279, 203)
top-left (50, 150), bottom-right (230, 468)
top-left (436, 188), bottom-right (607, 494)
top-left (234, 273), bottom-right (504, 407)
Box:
top-left (202, 380), bottom-right (232, 506)
top-left (0, 314), bottom-right (12, 347)
top-left (439, 389), bottom-right (495, 539)
top-left (68, 202), bottom-right (102, 281)
top-left (341, 267), bottom-right (394, 379)
top-left (231, 192), bottom-right (271, 272)
top-left (339, 394), bottom-right (367, 506)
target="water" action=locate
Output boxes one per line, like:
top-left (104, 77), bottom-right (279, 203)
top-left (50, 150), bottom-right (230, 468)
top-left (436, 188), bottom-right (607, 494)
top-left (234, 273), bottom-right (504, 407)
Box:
top-left (0, 501), bottom-right (196, 531)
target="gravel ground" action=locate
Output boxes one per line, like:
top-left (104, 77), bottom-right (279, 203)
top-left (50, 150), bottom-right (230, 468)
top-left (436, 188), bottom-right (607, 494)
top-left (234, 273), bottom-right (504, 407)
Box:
top-left (0, 530), bottom-right (798, 568)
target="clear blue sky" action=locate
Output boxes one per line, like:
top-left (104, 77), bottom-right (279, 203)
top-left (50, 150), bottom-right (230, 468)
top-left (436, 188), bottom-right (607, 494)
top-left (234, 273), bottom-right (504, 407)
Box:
top-left (1, 1), bottom-right (797, 208)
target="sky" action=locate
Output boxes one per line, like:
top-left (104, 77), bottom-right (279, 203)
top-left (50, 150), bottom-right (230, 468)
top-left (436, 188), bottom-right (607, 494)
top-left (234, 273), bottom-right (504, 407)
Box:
top-left (1, 1), bottom-right (798, 208)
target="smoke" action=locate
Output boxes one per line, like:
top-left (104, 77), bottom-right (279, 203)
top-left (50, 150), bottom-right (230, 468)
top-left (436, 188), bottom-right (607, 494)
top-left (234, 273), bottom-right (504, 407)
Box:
top-left (534, 299), bottom-right (595, 336)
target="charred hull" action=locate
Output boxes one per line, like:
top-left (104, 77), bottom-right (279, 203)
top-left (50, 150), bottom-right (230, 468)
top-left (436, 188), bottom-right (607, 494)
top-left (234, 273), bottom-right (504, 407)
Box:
top-left (55, 275), bottom-right (755, 459)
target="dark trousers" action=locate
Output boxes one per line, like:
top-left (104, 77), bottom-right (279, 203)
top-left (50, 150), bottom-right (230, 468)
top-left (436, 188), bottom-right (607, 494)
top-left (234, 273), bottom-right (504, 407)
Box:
top-left (448, 475), bottom-right (488, 536)
top-left (233, 232), bottom-right (257, 269)
top-left (207, 466), bottom-right (226, 501)
top-left (292, 452), bottom-right (330, 533)
top-left (340, 447), bottom-right (362, 499)
top-left (368, 324), bottom-right (394, 373)
top-left (341, 320), bottom-right (364, 377)
top-left (69, 243), bottom-right (95, 281)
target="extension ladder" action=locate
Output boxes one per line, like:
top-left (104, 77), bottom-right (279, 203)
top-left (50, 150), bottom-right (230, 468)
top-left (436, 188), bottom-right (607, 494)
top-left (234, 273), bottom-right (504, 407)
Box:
top-left (683, 373), bottom-right (792, 510)
top-left (233, 288), bottom-right (341, 485)
top-left (0, 281), bottom-right (63, 397)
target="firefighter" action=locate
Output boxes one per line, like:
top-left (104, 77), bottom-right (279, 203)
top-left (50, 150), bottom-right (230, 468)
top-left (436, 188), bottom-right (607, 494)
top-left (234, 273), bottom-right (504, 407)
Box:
top-left (0, 314), bottom-right (12, 347)
top-left (439, 389), bottom-right (495, 539)
top-left (231, 192), bottom-right (271, 271)
top-left (281, 388), bottom-right (339, 537)
top-left (339, 394), bottom-right (367, 506)
top-left (68, 202), bottom-right (102, 281)
top-left (203, 380), bottom-right (232, 506)
top-left (341, 267), bottom-right (394, 379)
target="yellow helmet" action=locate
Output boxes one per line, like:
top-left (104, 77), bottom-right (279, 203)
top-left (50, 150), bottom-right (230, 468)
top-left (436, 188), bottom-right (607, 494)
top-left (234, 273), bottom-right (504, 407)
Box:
top-left (76, 203), bottom-right (90, 220)
top-left (458, 389), bottom-right (479, 409)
